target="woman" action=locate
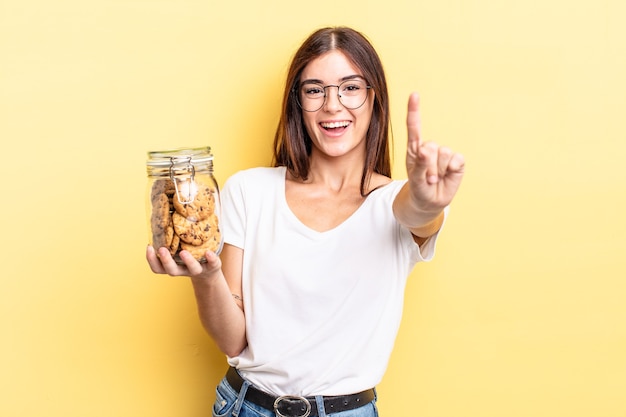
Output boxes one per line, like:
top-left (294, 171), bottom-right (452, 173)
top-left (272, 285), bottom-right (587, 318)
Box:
top-left (147, 26), bottom-right (464, 417)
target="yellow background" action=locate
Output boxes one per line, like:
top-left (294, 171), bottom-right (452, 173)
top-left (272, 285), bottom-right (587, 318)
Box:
top-left (1, 0), bottom-right (625, 416)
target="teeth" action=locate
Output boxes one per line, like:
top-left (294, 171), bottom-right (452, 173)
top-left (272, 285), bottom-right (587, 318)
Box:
top-left (321, 121), bottom-right (350, 129)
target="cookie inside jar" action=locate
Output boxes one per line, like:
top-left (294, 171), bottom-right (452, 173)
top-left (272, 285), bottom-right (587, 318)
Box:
top-left (150, 177), bottom-right (222, 263)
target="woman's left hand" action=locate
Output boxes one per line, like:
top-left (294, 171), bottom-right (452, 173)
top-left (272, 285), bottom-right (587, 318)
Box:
top-left (404, 92), bottom-right (465, 214)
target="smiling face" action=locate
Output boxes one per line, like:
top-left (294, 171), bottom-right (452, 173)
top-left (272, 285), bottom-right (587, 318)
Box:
top-left (299, 50), bottom-right (375, 161)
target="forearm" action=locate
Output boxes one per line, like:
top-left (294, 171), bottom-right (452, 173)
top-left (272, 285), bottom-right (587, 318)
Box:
top-left (190, 275), bottom-right (247, 357)
top-left (392, 183), bottom-right (445, 238)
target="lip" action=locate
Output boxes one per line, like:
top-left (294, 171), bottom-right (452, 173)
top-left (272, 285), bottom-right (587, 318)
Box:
top-left (320, 119), bottom-right (351, 128)
top-left (318, 120), bottom-right (352, 136)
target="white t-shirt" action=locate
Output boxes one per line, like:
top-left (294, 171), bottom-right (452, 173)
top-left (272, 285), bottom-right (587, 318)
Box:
top-left (221, 166), bottom-right (443, 396)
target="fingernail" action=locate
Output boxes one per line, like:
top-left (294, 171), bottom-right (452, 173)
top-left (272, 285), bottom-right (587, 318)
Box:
top-left (428, 175), bottom-right (439, 184)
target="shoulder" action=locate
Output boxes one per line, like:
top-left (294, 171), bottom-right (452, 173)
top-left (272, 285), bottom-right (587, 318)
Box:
top-left (224, 166), bottom-right (285, 188)
top-left (367, 173), bottom-right (406, 198)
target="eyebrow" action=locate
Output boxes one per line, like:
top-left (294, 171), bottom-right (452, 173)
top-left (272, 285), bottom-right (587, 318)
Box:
top-left (300, 74), bottom-right (365, 85)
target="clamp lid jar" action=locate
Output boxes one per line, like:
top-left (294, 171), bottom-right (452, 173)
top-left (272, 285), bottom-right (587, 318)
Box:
top-left (146, 147), bottom-right (223, 264)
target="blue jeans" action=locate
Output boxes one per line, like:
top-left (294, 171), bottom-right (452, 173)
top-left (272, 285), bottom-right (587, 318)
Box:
top-left (212, 376), bottom-right (379, 417)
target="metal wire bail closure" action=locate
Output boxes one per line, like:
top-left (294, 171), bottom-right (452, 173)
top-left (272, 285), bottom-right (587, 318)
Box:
top-left (273, 395), bottom-right (311, 417)
top-left (168, 156), bottom-right (196, 205)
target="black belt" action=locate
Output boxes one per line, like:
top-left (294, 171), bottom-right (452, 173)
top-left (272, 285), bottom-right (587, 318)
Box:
top-left (226, 367), bottom-right (375, 417)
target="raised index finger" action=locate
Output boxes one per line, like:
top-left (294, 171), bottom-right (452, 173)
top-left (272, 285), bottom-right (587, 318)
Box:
top-left (406, 92), bottom-right (421, 153)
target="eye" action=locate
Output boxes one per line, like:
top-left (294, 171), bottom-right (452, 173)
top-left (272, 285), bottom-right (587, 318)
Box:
top-left (341, 80), bottom-right (365, 95)
top-left (302, 84), bottom-right (324, 97)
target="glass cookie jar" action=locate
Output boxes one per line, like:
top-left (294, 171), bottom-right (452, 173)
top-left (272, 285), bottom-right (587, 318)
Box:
top-left (146, 147), bottom-right (223, 264)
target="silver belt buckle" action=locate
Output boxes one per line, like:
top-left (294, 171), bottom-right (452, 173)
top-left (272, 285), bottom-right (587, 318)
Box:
top-left (273, 395), bottom-right (311, 417)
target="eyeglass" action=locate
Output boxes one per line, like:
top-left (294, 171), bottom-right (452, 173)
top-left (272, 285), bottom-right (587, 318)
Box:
top-left (296, 78), bottom-right (372, 112)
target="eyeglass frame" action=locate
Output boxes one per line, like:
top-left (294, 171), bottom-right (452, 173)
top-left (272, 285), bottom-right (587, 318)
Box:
top-left (294, 78), bottom-right (373, 112)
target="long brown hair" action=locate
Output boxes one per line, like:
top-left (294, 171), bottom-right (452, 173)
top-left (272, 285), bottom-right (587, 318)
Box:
top-left (272, 26), bottom-right (392, 196)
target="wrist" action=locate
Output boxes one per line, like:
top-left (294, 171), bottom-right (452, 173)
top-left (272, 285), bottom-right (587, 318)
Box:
top-left (189, 270), bottom-right (223, 287)
top-left (408, 211), bottom-right (444, 238)
top-left (392, 184), bottom-right (445, 237)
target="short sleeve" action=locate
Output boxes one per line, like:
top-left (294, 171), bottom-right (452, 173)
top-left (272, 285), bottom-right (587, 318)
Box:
top-left (220, 172), bottom-right (247, 249)
top-left (410, 205), bottom-right (450, 263)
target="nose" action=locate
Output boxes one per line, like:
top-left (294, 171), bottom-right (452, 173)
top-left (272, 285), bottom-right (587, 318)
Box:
top-left (322, 85), bottom-right (342, 112)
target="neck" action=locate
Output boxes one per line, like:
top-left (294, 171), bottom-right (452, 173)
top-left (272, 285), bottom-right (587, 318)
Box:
top-left (305, 151), bottom-right (365, 193)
